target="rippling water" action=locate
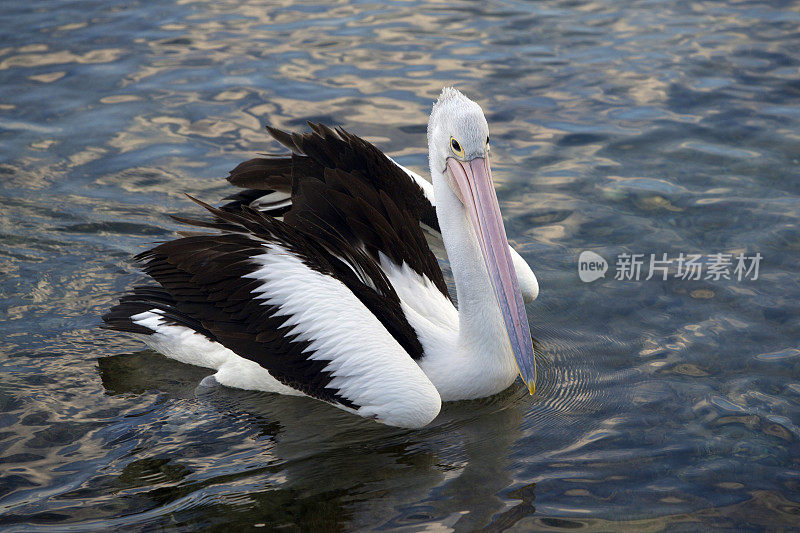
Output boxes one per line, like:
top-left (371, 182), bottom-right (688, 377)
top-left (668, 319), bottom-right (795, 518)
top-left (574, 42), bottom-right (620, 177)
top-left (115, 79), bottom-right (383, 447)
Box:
top-left (2, 0), bottom-right (799, 530)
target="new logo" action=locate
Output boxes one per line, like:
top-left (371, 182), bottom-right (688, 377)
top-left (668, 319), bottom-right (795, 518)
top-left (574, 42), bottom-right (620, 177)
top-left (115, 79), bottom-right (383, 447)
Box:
top-left (578, 251), bottom-right (608, 282)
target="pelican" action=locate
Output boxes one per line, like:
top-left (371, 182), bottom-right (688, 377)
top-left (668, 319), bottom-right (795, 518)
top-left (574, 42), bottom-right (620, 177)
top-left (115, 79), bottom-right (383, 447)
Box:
top-left (103, 88), bottom-right (539, 428)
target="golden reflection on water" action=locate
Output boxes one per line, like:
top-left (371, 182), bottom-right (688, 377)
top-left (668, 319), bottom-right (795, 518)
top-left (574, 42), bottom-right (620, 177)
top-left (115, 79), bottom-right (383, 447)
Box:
top-left (0, 48), bottom-right (124, 70)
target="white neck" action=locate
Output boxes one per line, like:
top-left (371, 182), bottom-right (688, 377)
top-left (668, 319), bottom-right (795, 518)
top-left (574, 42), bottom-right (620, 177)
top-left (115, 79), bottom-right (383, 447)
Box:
top-left (418, 168), bottom-right (518, 400)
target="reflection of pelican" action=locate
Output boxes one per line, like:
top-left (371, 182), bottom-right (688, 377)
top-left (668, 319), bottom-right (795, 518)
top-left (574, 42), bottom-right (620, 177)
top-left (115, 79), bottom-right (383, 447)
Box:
top-left (97, 350), bottom-right (531, 530)
top-left (103, 88), bottom-right (539, 428)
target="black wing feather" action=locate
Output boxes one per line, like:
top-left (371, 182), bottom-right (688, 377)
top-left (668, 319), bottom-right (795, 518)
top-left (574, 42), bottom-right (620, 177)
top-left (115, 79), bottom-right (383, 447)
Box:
top-left (105, 123), bottom-right (447, 408)
top-left (104, 200), bottom-right (426, 408)
top-left (225, 124), bottom-right (446, 296)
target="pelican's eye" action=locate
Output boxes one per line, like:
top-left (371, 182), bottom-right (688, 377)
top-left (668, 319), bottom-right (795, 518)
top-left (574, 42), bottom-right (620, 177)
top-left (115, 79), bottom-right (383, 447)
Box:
top-left (486, 136), bottom-right (490, 152)
top-left (450, 137), bottom-right (465, 158)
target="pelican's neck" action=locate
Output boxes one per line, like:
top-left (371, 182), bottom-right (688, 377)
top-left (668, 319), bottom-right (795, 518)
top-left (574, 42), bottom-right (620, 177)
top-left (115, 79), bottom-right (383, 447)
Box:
top-left (431, 170), bottom-right (516, 381)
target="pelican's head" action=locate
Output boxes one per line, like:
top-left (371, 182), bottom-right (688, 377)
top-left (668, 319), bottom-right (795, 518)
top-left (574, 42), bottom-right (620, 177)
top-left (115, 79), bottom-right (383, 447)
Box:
top-left (427, 87), bottom-right (536, 394)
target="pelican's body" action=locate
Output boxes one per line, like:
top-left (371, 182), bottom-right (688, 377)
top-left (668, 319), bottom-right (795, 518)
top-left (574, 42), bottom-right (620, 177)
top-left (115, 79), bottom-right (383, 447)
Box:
top-left (103, 88), bottom-right (539, 428)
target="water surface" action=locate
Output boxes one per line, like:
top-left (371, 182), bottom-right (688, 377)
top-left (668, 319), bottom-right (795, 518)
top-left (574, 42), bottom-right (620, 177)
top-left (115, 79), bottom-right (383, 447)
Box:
top-left (1, 0), bottom-right (799, 530)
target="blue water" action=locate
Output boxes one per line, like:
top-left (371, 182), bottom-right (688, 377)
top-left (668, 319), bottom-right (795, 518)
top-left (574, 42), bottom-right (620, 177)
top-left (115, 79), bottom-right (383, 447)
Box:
top-left (1, 0), bottom-right (799, 530)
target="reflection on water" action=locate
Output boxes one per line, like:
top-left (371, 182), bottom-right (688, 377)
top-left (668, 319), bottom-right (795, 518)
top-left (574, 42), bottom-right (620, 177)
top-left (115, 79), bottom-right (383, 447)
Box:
top-left (1, 0), bottom-right (800, 530)
top-left (90, 350), bottom-right (526, 530)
